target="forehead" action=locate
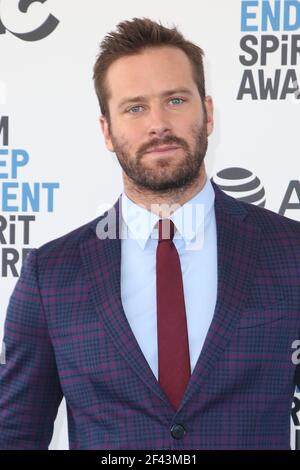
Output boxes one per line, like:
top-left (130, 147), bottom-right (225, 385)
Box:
top-left (105, 46), bottom-right (197, 102)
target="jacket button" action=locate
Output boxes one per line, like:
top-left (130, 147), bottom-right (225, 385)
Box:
top-left (171, 424), bottom-right (186, 439)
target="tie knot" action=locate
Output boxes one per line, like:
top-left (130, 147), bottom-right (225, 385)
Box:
top-left (158, 218), bottom-right (175, 242)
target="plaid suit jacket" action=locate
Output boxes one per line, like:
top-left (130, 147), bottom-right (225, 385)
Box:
top-left (0, 180), bottom-right (300, 450)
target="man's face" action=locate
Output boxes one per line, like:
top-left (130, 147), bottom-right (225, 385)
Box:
top-left (100, 46), bottom-right (213, 192)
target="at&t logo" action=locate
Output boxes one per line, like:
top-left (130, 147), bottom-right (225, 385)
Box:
top-left (213, 167), bottom-right (300, 218)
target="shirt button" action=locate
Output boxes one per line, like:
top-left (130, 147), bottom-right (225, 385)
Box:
top-left (171, 424), bottom-right (186, 440)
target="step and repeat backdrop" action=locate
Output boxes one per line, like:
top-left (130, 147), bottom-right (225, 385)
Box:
top-left (0, 0), bottom-right (299, 450)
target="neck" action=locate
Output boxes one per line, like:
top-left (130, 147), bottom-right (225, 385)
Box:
top-left (123, 164), bottom-right (207, 218)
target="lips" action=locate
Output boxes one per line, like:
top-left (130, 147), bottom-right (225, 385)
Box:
top-left (145, 145), bottom-right (179, 153)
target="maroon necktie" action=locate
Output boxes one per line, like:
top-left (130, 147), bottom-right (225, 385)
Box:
top-left (156, 218), bottom-right (191, 411)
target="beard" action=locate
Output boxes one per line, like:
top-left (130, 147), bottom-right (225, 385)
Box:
top-left (110, 121), bottom-right (208, 192)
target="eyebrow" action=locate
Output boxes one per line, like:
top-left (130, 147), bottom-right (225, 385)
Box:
top-left (117, 88), bottom-right (193, 110)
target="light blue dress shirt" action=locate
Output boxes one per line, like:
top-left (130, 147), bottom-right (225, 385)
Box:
top-left (120, 176), bottom-right (217, 380)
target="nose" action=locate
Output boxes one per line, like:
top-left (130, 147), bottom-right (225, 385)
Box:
top-left (148, 105), bottom-right (172, 138)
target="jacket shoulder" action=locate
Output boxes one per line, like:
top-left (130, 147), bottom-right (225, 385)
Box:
top-left (213, 181), bottom-right (300, 242)
top-left (35, 214), bottom-right (103, 261)
top-left (240, 198), bottom-right (300, 240)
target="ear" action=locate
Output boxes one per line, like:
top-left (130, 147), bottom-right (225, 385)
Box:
top-left (204, 96), bottom-right (214, 136)
top-left (99, 115), bottom-right (115, 152)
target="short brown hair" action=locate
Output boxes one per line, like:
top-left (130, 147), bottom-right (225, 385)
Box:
top-left (93, 17), bottom-right (206, 123)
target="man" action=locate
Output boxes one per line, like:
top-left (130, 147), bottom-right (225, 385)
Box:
top-left (0, 17), bottom-right (300, 450)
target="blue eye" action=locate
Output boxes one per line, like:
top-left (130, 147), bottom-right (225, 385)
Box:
top-left (170, 97), bottom-right (185, 105)
top-left (128, 105), bottom-right (143, 113)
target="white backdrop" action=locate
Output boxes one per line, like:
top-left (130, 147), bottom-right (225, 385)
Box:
top-left (0, 0), bottom-right (299, 450)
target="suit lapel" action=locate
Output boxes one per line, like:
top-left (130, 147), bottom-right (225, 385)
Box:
top-left (80, 182), bottom-right (262, 413)
top-left (80, 196), bottom-right (174, 411)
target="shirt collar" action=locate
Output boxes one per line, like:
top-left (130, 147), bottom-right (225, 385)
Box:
top-left (121, 175), bottom-right (215, 250)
